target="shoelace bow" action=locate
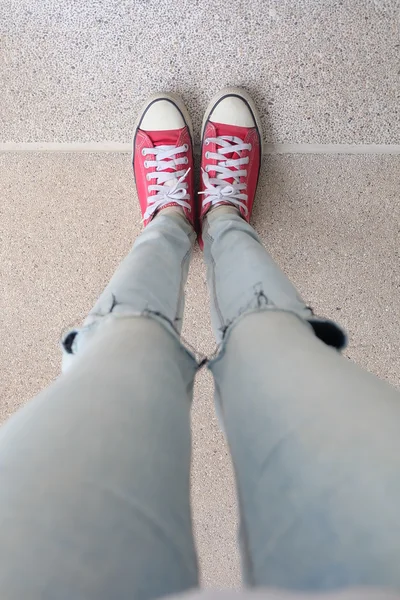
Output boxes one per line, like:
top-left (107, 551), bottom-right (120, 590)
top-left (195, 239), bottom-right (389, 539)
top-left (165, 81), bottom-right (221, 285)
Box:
top-left (199, 135), bottom-right (251, 215)
top-left (142, 144), bottom-right (191, 221)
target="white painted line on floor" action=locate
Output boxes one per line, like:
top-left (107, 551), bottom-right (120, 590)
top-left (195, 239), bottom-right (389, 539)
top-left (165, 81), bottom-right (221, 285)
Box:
top-left (1, 142), bottom-right (400, 154)
top-left (265, 143), bottom-right (400, 155)
top-left (0, 142), bottom-right (130, 153)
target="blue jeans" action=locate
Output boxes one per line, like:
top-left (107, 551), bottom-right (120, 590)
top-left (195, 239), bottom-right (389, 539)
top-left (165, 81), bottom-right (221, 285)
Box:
top-left (1, 210), bottom-right (400, 600)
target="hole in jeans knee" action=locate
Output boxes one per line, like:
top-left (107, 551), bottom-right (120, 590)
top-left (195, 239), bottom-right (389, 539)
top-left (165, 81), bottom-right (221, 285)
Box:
top-left (308, 320), bottom-right (347, 350)
top-left (62, 330), bottom-right (78, 354)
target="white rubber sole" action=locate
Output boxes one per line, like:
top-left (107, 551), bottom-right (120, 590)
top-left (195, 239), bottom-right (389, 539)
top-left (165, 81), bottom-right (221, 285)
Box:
top-left (201, 87), bottom-right (264, 154)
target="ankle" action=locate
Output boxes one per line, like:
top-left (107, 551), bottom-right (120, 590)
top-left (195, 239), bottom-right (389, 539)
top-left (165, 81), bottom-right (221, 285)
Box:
top-left (206, 204), bottom-right (240, 222)
top-left (155, 206), bottom-right (192, 226)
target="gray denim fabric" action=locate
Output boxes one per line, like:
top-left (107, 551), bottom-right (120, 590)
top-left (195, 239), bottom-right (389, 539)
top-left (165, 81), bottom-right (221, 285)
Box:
top-left (203, 210), bottom-right (346, 349)
top-left (61, 212), bottom-right (196, 371)
top-left (168, 591), bottom-right (400, 600)
top-left (0, 212), bottom-right (400, 600)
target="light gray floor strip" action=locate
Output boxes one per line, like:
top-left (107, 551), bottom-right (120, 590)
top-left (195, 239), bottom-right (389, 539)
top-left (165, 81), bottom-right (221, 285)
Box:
top-left (1, 142), bottom-right (400, 154)
top-left (265, 143), bottom-right (400, 155)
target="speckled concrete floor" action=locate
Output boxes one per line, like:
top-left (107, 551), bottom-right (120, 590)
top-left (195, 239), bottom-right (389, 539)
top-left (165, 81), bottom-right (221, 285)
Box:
top-left (1, 0), bottom-right (400, 589)
top-left (1, 153), bottom-right (400, 586)
top-left (1, 0), bottom-right (400, 144)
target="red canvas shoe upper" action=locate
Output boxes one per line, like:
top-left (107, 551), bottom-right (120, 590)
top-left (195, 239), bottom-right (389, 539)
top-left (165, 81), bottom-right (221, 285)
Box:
top-left (199, 120), bottom-right (261, 224)
top-left (197, 90), bottom-right (262, 248)
top-left (133, 119), bottom-right (194, 227)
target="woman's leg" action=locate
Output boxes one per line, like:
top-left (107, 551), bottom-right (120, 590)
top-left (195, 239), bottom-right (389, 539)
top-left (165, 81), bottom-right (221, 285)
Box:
top-left (204, 208), bottom-right (400, 590)
top-left (62, 211), bottom-right (195, 369)
top-left (0, 213), bottom-right (199, 600)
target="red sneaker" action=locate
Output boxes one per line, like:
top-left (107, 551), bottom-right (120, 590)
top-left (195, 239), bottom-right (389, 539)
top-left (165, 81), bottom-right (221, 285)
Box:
top-left (198, 88), bottom-right (263, 247)
top-left (133, 93), bottom-right (195, 227)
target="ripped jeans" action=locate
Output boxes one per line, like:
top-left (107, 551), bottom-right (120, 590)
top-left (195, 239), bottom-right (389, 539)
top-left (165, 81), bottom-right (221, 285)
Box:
top-left (1, 209), bottom-right (400, 600)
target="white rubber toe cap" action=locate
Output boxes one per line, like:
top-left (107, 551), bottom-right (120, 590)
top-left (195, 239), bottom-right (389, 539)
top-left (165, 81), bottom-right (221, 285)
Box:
top-left (209, 95), bottom-right (255, 128)
top-left (140, 99), bottom-right (185, 131)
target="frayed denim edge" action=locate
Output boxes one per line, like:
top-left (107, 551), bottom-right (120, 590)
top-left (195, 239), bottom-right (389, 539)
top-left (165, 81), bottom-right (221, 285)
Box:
top-left (61, 311), bottom-right (206, 370)
top-left (207, 306), bottom-right (347, 370)
top-left (61, 308), bottom-right (346, 372)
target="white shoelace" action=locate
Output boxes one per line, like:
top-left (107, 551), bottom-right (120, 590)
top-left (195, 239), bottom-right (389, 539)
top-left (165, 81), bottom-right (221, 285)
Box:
top-left (142, 144), bottom-right (191, 221)
top-left (199, 135), bottom-right (252, 215)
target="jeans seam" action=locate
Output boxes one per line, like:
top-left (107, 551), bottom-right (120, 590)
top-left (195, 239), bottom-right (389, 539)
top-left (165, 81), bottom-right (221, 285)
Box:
top-left (237, 483), bottom-right (255, 586)
top-left (174, 246), bottom-right (191, 326)
top-left (212, 375), bottom-right (255, 584)
top-left (205, 231), bottom-right (225, 330)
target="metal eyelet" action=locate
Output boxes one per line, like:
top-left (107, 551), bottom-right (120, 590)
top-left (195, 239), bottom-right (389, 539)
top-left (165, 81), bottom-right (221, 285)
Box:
top-left (142, 148), bottom-right (147, 156)
top-left (144, 161), bottom-right (149, 168)
top-left (248, 144), bottom-right (252, 151)
top-left (205, 139), bottom-right (210, 145)
top-left (183, 157), bottom-right (188, 164)
top-left (146, 173), bottom-right (151, 181)
top-left (205, 165), bottom-right (210, 173)
top-left (205, 151), bottom-right (210, 159)
top-left (183, 144), bottom-right (189, 151)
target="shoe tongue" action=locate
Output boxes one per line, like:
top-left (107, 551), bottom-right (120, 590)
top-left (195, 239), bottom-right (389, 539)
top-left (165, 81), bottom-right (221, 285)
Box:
top-left (211, 122), bottom-right (249, 185)
top-left (142, 128), bottom-right (185, 187)
top-left (145, 128), bottom-right (183, 146)
top-left (212, 122), bottom-right (251, 139)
